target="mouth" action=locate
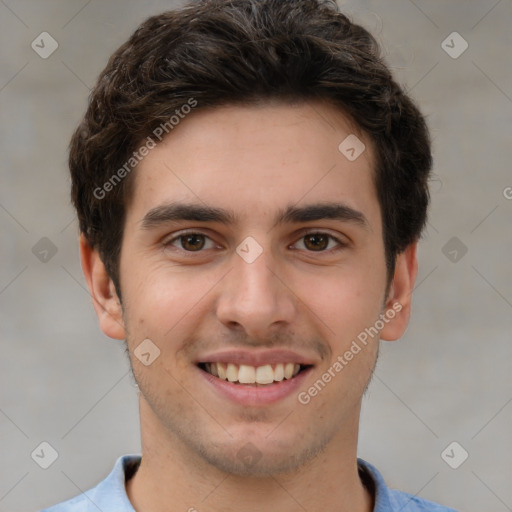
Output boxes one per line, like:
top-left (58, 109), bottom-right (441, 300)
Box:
top-left (195, 349), bottom-right (316, 405)
top-left (197, 362), bottom-right (312, 386)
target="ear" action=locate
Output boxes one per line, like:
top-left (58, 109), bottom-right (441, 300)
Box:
top-left (79, 234), bottom-right (126, 340)
top-left (380, 241), bottom-right (418, 342)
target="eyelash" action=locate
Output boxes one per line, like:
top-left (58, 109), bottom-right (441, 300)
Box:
top-left (162, 230), bottom-right (347, 254)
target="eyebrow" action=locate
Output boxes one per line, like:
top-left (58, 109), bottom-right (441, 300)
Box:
top-left (140, 201), bottom-right (370, 231)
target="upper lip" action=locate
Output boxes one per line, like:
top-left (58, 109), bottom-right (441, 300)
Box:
top-left (196, 349), bottom-right (317, 367)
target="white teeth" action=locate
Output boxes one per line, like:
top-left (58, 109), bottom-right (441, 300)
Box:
top-left (217, 362), bottom-right (227, 380)
top-left (274, 363), bottom-right (284, 381)
top-left (226, 363), bottom-right (238, 382)
top-left (255, 364), bottom-right (274, 384)
top-left (238, 364), bottom-right (256, 384)
top-left (204, 362), bottom-right (304, 384)
top-left (284, 363), bottom-right (295, 379)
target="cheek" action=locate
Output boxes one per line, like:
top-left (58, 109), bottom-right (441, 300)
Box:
top-left (121, 263), bottom-right (218, 349)
top-left (296, 266), bottom-right (386, 343)
top-left (122, 253), bottom-right (185, 312)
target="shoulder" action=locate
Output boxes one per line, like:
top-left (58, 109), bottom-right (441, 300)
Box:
top-left (40, 492), bottom-right (90, 512)
top-left (386, 488), bottom-right (458, 511)
top-left (357, 458), bottom-right (458, 512)
top-left (39, 454), bottom-right (141, 512)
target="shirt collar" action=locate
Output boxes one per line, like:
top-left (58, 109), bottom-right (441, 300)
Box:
top-left (92, 455), bottom-right (397, 511)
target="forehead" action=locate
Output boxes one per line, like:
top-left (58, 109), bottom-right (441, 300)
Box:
top-left (126, 101), bottom-right (379, 228)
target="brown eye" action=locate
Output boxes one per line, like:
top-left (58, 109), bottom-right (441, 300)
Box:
top-left (165, 233), bottom-right (215, 252)
top-left (180, 234), bottom-right (206, 251)
top-left (303, 233), bottom-right (330, 251)
top-left (293, 232), bottom-right (345, 252)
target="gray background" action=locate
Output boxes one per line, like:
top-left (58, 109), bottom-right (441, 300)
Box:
top-left (1, 0), bottom-right (511, 511)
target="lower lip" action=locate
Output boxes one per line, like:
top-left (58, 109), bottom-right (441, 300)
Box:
top-left (199, 366), bottom-right (313, 406)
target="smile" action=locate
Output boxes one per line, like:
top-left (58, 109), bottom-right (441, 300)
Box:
top-left (198, 362), bottom-right (310, 385)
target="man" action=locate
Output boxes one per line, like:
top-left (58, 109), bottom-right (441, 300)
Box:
top-left (42, 0), bottom-right (456, 510)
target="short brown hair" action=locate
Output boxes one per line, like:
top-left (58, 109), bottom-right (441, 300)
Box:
top-left (70, 0), bottom-right (432, 297)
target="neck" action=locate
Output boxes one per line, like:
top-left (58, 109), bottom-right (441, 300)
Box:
top-left (126, 399), bottom-right (374, 512)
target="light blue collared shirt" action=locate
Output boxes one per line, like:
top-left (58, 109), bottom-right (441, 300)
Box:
top-left (41, 454), bottom-right (457, 511)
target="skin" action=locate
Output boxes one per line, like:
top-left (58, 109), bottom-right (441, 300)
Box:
top-left (81, 100), bottom-right (418, 512)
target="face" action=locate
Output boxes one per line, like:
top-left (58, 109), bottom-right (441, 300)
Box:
top-left (86, 101), bottom-right (415, 477)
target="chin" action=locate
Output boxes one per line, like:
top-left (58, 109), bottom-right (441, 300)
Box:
top-left (195, 434), bottom-right (327, 478)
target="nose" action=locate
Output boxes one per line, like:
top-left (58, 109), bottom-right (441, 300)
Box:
top-left (215, 243), bottom-right (297, 340)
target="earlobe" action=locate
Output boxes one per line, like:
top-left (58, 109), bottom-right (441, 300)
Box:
top-left (380, 242), bottom-right (418, 342)
top-left (79, 234), bottom-right (126, 340)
